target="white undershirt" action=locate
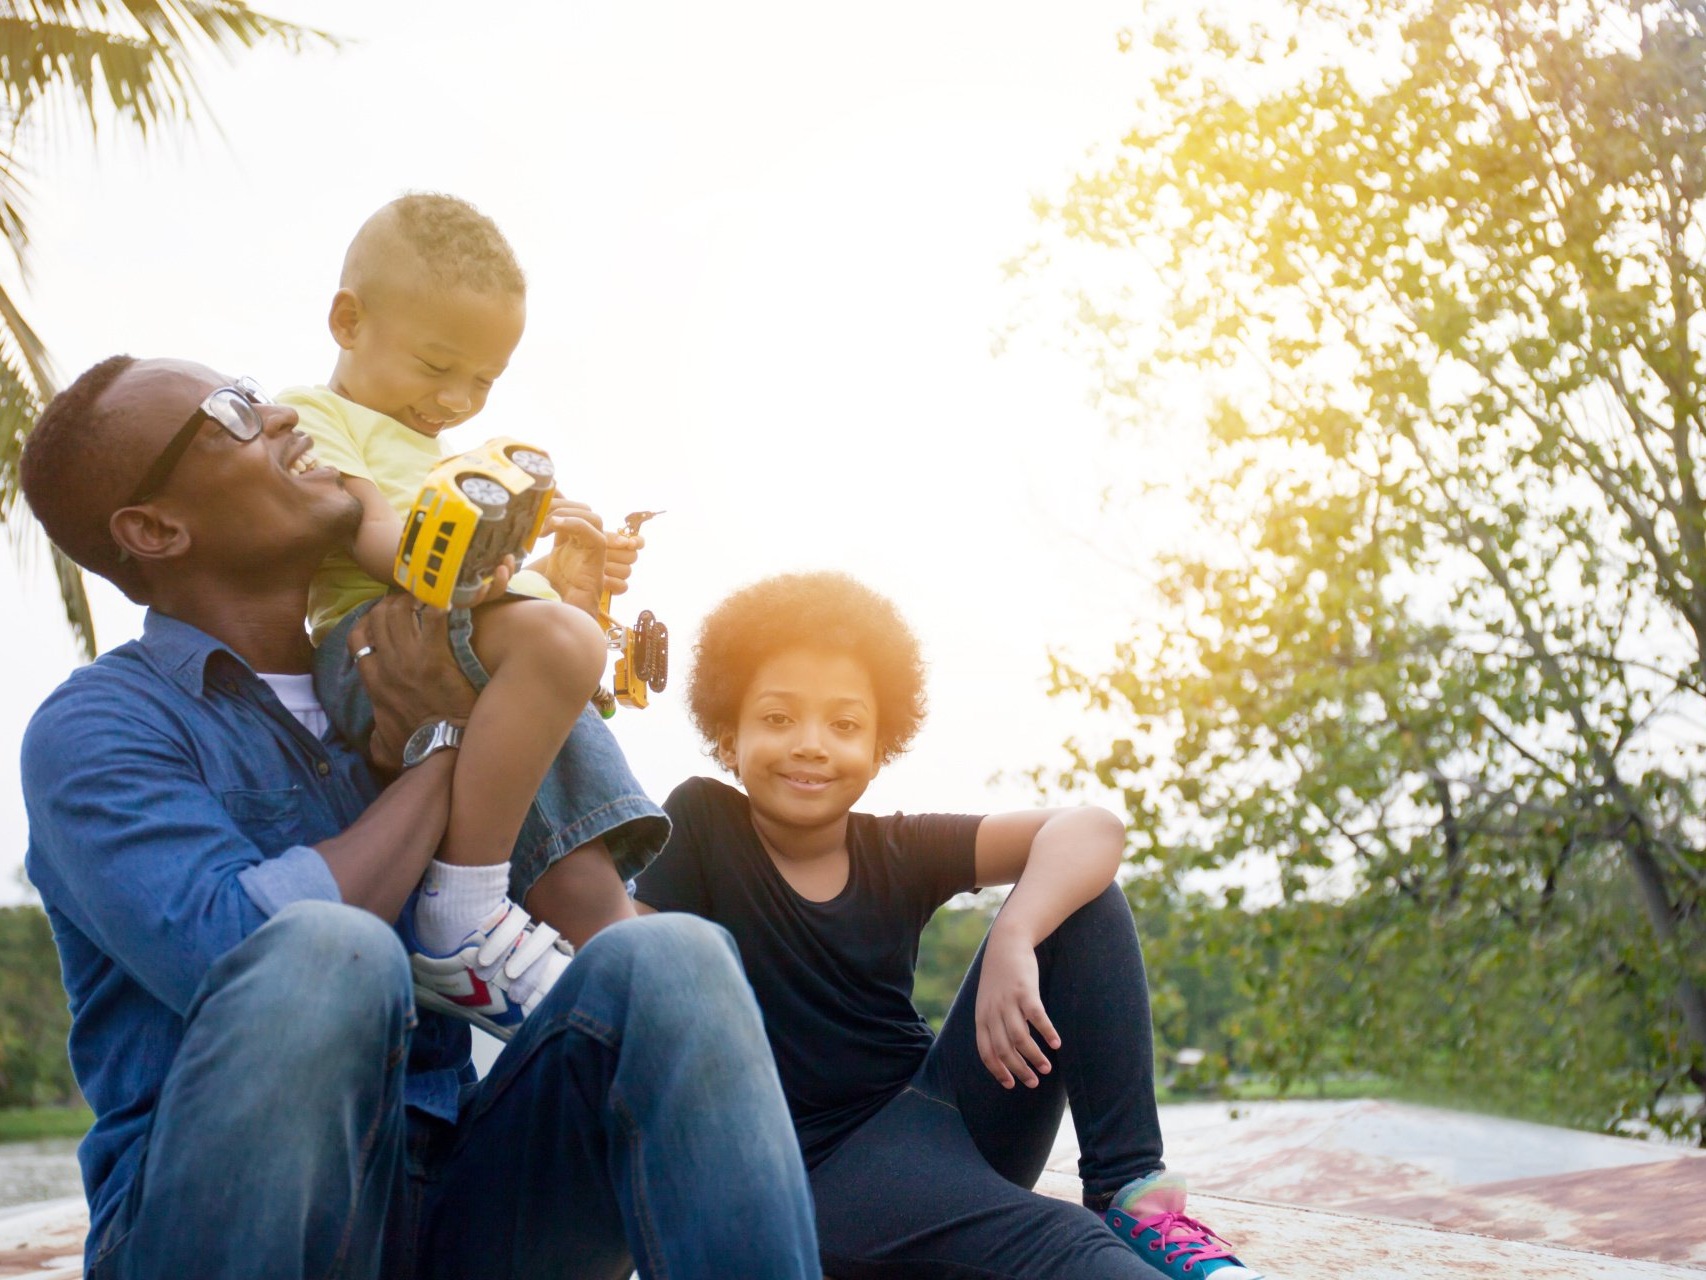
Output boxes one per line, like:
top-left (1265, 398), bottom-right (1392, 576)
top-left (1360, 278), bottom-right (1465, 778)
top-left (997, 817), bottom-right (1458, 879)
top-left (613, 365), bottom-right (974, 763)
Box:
top-left (257, 672), bottom-right (331, 739)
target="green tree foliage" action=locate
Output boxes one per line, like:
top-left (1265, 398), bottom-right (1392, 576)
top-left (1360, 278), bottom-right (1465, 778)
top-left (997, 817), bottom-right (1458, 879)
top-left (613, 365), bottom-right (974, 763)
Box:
top-left (915, 895), bottom-right (1246, 1082)
top-left (1031, 0), bottom-right (1706, 1139)
top-left (913, 902), bottom-right (995, 1028)
top-left (0, 906), bottom-right (75, 1106)
top-left (0, 2), bottom-right (333, 657)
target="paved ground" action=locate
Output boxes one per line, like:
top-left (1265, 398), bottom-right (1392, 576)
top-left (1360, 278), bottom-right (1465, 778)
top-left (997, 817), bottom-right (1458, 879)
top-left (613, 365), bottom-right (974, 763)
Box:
top-left (0, 1200), bottom-right (81, 1279)
top-left (1048, 1098), bottom-right (1706, 1269)
top-left (3, 1099), bottom-right (1700, 1276)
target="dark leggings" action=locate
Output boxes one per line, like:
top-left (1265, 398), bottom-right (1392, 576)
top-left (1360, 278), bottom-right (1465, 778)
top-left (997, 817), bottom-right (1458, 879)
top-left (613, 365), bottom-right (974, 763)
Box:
top-left (809, 884), bottom-right (1164, 1279)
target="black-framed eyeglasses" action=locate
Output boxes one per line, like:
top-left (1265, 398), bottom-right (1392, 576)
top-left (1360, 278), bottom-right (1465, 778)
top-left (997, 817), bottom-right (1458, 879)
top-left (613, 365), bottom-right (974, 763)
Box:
top-left (124, 378), bottom-right (273, 506)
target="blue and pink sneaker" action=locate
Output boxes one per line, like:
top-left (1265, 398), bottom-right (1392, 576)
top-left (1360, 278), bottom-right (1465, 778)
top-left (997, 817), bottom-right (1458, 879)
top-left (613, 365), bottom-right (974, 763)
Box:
top-left (1103, 1171), bottom-right (1263, 1279)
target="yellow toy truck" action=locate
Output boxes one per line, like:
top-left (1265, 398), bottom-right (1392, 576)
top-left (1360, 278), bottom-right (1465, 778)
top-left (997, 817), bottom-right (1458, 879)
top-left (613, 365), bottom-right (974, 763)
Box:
top-left (395, 448), bottom-right (670, 716)
top-left (393, 437), bottom-right (555, 609)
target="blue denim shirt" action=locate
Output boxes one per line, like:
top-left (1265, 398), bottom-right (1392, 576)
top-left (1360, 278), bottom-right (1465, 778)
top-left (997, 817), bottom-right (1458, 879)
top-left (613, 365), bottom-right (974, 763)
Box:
top-left (21, 611), bottom-right (471, 1245)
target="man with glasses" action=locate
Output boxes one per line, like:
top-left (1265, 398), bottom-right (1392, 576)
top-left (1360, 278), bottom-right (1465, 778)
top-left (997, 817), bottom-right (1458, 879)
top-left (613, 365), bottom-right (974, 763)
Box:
top-left (18, 356), bottom-right (819, 1279)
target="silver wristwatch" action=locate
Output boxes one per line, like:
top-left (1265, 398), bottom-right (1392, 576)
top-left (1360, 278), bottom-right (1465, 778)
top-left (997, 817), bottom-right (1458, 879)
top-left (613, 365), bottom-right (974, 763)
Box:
top-left (401, 719), bottom-right (463, 768)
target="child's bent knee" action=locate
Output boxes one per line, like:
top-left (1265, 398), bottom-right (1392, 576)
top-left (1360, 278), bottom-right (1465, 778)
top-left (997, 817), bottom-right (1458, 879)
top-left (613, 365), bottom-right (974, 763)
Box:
top-left (485, 601), bottom-right (607, 703)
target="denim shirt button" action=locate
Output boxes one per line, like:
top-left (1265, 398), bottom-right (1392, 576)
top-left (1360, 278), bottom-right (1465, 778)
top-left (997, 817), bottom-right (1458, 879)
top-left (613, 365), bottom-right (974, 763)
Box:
top-left (316, 760), bottom-right (331, 777)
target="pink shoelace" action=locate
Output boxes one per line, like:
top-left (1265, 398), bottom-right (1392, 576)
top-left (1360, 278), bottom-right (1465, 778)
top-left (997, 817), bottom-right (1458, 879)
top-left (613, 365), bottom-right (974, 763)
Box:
top-left (1130, 1211), bottom-right (1236, 1272)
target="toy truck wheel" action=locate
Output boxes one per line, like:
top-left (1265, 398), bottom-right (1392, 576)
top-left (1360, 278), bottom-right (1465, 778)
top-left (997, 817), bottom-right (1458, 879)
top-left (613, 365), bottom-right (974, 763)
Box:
top-left (506, 448), bottom-right (555, 488)
top-left (459, 475), bottom-right (511, 521)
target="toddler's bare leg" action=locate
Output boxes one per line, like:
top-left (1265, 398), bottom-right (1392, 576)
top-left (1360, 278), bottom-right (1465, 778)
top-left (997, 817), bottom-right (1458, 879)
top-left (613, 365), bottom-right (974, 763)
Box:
top-left (442, 600), bottom-right (607, 868)
top-left (524, 838), bottom-right (636, 949)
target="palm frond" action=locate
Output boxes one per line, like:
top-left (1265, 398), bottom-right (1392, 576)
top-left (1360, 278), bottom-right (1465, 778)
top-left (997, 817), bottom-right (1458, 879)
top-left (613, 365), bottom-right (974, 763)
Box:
top-left (0, 308), bottom-right (90, 658)
top-left (0, 309), bottom-right (46, 504)
top-left (0, 1), bottom-right (338, 661)
top-left (0, 6), bottom-right (337, 136)
top-left (0, 19), bottom-right (192, 135)
top-left (22, 1), bottom-right (337, 57)
top-left (0, 273), bottom-right (55, 399)
top-left (49, 540), bottom-right (94, 660)
top-left (0, 148), bottom-right (33, 277)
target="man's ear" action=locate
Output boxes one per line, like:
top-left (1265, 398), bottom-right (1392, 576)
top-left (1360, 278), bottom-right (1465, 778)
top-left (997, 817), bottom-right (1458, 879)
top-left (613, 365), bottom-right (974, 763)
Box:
top-left (328, 289), bottom-right (363, 349)
top-left (716, 729), bottom-right (740, 777)
top-left (109, 504), bottom-right (191, 567)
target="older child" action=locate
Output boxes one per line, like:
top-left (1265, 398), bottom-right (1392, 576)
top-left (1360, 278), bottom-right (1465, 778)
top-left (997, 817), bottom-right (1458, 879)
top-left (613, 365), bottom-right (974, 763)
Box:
top-left (285, 194), bottom-right (666, 1038)
top-left (634, 572), bottom-right (1261, 1280)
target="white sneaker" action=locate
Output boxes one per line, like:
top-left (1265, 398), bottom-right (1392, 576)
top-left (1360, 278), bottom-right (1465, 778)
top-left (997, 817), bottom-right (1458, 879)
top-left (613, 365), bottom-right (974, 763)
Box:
top-left (408, 899), bottom-right (572, 1040)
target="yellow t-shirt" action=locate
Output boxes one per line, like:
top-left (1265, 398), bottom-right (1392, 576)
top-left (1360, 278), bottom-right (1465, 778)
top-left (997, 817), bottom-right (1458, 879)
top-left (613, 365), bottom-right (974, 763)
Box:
top-left (281, 385), bottom-right (557, 645)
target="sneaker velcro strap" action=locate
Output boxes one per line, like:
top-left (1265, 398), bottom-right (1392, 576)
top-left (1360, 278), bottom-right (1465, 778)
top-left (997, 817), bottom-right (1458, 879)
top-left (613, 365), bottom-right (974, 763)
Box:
top-left (474, 904), bottom-right (531, 969)
top-left (503, 920), bottom-right (564, 980)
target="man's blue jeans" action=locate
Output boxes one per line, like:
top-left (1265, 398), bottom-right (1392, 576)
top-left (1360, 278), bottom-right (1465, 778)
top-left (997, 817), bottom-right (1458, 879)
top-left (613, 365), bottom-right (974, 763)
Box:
top-left (88, 901), bottom-right (820, 1280)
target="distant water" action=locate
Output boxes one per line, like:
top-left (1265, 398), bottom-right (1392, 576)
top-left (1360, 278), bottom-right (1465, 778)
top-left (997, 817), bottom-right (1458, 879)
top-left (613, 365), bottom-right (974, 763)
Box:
top-left (0, 1139), bottom-right (81, 1209)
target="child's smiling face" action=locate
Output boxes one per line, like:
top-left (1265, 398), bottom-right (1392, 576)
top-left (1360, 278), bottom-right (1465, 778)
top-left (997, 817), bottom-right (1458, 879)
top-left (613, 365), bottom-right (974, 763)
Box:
top-left (329, 279), bottom-right (524, 437)
top-left (719, 647), bottom-right (883, 848)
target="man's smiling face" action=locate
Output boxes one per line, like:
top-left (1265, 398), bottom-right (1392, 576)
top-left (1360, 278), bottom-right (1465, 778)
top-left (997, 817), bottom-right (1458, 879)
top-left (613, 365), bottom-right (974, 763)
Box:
top-left (103, 359), bottom-right (359, 573)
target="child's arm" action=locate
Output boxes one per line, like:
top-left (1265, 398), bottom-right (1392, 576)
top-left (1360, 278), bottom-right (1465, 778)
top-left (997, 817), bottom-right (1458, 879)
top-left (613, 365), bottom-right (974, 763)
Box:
top-left (338, 474), bottom-right (407, 585)
top-left (971, 807), bottom-right (1127, 1090)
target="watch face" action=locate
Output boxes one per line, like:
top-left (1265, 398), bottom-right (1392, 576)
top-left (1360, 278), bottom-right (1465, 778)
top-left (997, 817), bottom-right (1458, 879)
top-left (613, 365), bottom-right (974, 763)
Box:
top-left (403, 720), bottom-right (460, 767)
top-left (403, 722), bottom-right (438, 766)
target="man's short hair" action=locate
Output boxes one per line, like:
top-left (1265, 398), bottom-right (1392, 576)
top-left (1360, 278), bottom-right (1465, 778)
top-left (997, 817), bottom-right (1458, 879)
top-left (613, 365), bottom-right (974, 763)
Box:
top-left (20, 355), bottom-right (149, 601)
top-left (688, 571), bottom-right (928, 766)
top-left (341, 192), bottom-right (526, 301)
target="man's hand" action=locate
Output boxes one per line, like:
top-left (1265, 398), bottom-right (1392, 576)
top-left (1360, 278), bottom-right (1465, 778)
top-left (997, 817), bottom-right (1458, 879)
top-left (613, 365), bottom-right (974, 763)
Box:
top-left (349, 595), bottom-right (478, 773)
top-left (973, 922), bottom-right (1060, 1089)
top-left (528, 497), bottom-right (642, 617)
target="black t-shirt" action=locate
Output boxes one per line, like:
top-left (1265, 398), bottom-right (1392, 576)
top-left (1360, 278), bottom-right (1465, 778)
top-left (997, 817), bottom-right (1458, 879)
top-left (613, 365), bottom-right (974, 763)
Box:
top-left (635, 776), bottom-right (981, 1166)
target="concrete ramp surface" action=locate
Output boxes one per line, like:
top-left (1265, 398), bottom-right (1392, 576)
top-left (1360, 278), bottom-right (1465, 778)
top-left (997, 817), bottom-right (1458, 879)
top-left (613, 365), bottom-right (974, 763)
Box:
top-left (1, 1099), bottom-right (1700, 1276)
top-left (1047, 1098), bottom-right (1706, 1269)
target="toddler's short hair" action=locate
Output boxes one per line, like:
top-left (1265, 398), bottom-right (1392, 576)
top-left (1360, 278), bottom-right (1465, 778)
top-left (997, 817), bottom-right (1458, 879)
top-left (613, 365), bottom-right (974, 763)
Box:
top-left (688, 571), bottom-right (928, 766)
top-left (342, 191), bottom-right (525, 300)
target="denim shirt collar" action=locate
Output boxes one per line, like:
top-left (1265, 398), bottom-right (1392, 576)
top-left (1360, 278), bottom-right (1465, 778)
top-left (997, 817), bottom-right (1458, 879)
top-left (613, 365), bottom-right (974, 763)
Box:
top-left (140, 609), bottom-right (260, 697)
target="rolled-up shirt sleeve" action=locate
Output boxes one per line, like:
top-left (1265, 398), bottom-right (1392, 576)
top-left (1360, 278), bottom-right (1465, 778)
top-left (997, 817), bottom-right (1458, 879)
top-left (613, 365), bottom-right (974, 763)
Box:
top-left (237, 846), bottom-right (341, 917)
top-left (22, 688), bottom-right (340, 1018)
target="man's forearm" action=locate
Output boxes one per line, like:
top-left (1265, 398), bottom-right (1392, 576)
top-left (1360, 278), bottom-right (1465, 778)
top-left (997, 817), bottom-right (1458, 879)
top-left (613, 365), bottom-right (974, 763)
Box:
top-left (314, 753), bottom-right (455, 921)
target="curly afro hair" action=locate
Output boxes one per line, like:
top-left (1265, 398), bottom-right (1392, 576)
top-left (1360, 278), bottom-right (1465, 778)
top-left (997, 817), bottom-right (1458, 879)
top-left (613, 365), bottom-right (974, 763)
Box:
top-left (688, 571), bottom-right (928, 767)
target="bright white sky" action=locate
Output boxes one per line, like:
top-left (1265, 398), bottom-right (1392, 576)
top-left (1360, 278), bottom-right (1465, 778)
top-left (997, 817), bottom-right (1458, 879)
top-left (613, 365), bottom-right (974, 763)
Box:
top-left (1, 0), bottom-right (1209, 902)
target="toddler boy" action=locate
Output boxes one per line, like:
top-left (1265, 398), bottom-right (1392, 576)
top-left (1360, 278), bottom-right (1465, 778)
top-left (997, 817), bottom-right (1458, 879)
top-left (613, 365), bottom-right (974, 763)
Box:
top-left (285, 193), bottom-right (666, 1038)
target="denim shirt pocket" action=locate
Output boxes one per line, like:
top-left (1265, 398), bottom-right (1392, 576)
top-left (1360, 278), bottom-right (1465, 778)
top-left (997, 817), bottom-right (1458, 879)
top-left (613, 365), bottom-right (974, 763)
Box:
top-left (220, 785), bottom-right (305, 851)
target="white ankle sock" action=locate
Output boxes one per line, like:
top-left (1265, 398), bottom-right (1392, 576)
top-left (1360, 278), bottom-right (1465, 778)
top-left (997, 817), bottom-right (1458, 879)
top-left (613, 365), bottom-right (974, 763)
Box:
top-left (414, 861), bottom-right (512, 954)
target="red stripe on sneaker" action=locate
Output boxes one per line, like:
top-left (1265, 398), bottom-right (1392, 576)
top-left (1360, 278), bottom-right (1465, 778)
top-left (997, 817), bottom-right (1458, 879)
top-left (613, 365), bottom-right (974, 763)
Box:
top-left (449, 974), bottom-right (493, 1009)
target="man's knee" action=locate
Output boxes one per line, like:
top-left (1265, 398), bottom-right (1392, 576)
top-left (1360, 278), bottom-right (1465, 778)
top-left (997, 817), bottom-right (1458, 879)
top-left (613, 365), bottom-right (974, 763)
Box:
top-left (572, 912), bottom-right (755, 1028)
top-left (216, 901), bottom-right (411, 1043)
top-left (585, 911), bottom-right (739, 978)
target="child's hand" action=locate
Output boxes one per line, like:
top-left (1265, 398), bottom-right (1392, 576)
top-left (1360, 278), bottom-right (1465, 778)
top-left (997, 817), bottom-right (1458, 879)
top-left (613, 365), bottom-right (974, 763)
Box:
top-left (973, 924), bottom-right (1060, 1089)
top-left (602, 523), bottom-right (643, 598)
top-left (530, 497), bottom-right (607, 615)
top-left (466, 555), bottom-right (517, 607)
top-left (528, 497), bottom-right (643, 617)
